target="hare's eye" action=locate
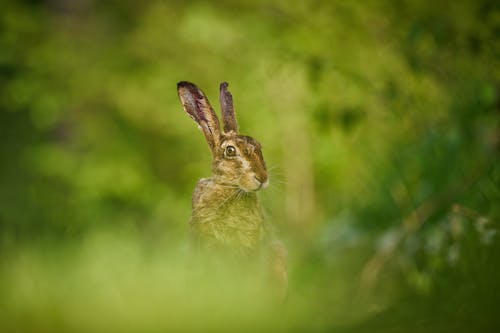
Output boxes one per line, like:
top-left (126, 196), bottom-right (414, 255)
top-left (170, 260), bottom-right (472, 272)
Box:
top-left (225, 145), bottom-right (237, 157)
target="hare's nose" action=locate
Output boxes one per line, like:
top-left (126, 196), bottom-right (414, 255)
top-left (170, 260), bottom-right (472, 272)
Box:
top-left (254, 175), bottom-right (269, 189)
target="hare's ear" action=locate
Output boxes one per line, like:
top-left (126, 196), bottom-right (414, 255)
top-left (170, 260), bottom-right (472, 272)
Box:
top-left (219, 82), bottom-right (238, 133)
top-left (178, 81), bottom-right (221, 153)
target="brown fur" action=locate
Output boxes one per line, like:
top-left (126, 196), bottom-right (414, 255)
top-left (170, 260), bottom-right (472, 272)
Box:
top-left (177, 81), bottom-right (268, 254)
top-left (178, 81), bottom-right (287, 296)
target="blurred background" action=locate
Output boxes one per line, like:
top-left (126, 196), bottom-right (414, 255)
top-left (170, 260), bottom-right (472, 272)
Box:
top-left (0, 0), bottom-right (499, 331)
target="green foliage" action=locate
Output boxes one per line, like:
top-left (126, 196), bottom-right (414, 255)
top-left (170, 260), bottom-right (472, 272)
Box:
top-left (0, 0), bottom-right (499, 331)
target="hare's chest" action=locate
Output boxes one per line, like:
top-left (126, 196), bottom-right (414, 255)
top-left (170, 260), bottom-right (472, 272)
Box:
top-left (219, 201), bottom-right (263, 231)
top-left (191, 194), bottom-right (264, 250)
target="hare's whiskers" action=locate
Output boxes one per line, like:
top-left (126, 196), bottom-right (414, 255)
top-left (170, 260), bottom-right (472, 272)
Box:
top-left (269, 179), bottom-right (287, 186)
top-left (268, 174), bottom-right (288, 186)
top-left (264, 184), bottom-right (282, 194)
top-left (236, 189), bottom-right (247, 201)
top-left (267, 165), bottom-right (285, 174)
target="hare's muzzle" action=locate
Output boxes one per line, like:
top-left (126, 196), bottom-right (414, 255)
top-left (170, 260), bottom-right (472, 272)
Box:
top-left (253, 175), bottom-right (269, 190)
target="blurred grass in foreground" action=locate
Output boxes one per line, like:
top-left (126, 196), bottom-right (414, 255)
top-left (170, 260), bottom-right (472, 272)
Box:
top-left (0, 229), bottom-right (364, 333)
top-left (0, 231), bottom-right (287, 332)
top-left (1, 219), bottom-right (499, 332)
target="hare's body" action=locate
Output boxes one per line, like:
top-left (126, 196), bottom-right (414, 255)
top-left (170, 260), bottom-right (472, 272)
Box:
top-left (191, 178), bottom-right (264, 253)
top-left (177, 81), bottom-right (287, 296)
top-left (178, 81), bottom-right (268, 253)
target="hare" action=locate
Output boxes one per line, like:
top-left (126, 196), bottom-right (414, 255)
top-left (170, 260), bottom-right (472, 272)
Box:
top-left (177, 81), bottom-right (269, 255)
top-left (178, 81), bottom-right (287, 297)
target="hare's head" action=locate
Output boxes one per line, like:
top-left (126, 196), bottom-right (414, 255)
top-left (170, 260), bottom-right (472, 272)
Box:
top-left (178, 81), bottom-right (268, 192)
